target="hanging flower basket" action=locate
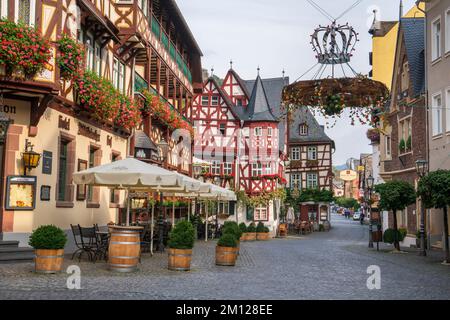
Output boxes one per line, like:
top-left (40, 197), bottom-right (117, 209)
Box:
top-left (282, 76), bottom-right (389, 126)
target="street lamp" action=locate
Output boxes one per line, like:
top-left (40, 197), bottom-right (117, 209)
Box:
top-left (366, 175), bottom-right (374, 248)
top-left (416, 159), bottom-right (428, 256)
top-left (21, 139), bottom-right (41, 176)
top-left (157, 137), bottom-right (170, 253)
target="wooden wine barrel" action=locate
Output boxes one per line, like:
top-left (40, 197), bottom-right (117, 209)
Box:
top-left (246, 232), bottom-right (257, 241)
top-left (215, 246), bottom-right (237, 266)
top-left (256, 232), bottom-right (270, 241)
top-left (108, 226), bottom-right (143, 273)
top-left (279, 224), bottom-right (287, 237)
top-left (168, 248), bottom-right (192, 271)
top-left (35, 249), bottom-right (65, 274)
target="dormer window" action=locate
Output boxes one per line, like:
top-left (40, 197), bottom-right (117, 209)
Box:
top-left (300, 124), bottom-right (308, 136)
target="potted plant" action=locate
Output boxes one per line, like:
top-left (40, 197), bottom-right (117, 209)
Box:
top-left (167, 220), bottom-right (195, 271)
top-left (246, 222), bottom-right (257, 241)
top-left (216, 233), bottom-right (238, 266)
top-left (223, 221), bottom-right (241, 255)
top-left (239, 223), bottom-right (247, 241)
top-left (28, 225), bottom-right (67, 274)
top-left (256, 222), bottom-right (270, 240)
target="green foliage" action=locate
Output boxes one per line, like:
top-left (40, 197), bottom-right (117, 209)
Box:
top-left (217, 233), bottom-right (237, 248)
top-left (56, 33), bottom-right (85, 79)
top-left (239, 222), bottom-right (247, 233)
top-left (256, 222), bottom-right (266, 233)
top-left (406, 135), bottom-right (412, 150)
top-left (375, 180), bottom-right (416, 212)
top-left (28, 225), bottom-right (67, 250)
top-left (247, 222), bottom-right (256, 233)
top-left (383, 228), bottom-right (406, 244)
top-left (398, 228), bottom-right (407, 240)
top-left (319, 224), bottom-right (325, 232)
top-left (222, 221), bottom-right (242, 239)
top-left (168, 220), bottom-right (195, 250)
top-left (417, 170), bottom-right (450, 210)
top-left (399, 138), bottom-right (406, 152)
top-left (264, 226), bottom-right (270, 233)
top-left (287, 188), bottom-right (335, 207)
top-left (335, 197), bottom-right (359, 210)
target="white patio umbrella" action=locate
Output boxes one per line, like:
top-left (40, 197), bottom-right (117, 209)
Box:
top-left (72, 157), bottom-right (202, 226)
top-left (286, 207), bottom-right (295, 224)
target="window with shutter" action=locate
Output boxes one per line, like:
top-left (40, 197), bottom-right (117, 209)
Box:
top-left (246, 205), bottom-right (254, 221)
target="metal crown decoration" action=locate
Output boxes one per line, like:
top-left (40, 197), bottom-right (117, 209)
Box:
top-left (311, 21), bottom-right (359, 65)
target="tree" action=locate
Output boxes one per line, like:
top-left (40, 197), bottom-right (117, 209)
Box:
top-left (375, 181), bottom-right (416, 251)
top-left (335, 197), bottom-right (359, 210)
top-left (417, 170), bottom-right (450, 263)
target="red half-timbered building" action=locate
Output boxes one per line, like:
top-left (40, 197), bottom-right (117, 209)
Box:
top-left (192, 67), bottom-right (288, 232)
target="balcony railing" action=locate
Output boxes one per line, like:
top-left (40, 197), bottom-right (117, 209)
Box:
top-left (149, 14), bottom-right (193, 83)
top-left (134, 72), bottom-right (191, 124)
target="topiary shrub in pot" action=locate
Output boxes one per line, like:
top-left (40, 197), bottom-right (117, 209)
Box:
top-left (383, 228), bottom-right (406, 245)
top-left (28, 225), bottom-right (67, 274)
top-left (239, 223), bottom-right (247, 241)
top-left (222, 221), bottom-right (241, 255)
top-left (167, 220), bottom-right (195, 271)
top-left (256, 222), bottom-right (270, 241)
top-left (216, 233), bottom-right (238, 266)
top-left (246, 222), bottom-right (257, 241)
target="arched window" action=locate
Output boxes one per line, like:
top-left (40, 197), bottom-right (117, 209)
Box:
top-left (300, 124), bottom-right (308, 136)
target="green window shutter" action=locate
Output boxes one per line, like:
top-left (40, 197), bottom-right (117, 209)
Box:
top-left (246, 205), bottom-right (254, 221)
top-left (229, 201), bottom-right (236, 215)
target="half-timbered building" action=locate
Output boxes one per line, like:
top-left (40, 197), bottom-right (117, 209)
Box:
top-left (192, 67), bottom-right (288, 234)
top-left (287, 108), bottom-right (334, 224)
top-left (0, 0), bottom-right (202, 257)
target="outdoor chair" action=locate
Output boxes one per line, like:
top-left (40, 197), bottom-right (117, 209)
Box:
top-left (70, 224), bottom-right (85, 261)
top-left (79, 226), bottom-right (100, 262)
top-left (140, 224), bottom-right (151, 254)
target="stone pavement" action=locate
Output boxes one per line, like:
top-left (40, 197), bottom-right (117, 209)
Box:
top-left (0, 214), bottom-right (449, 300)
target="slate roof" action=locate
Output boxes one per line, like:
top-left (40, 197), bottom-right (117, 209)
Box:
top-left (135, 130), bottom-right (158, 151)
top-left (400, 18), bottom-right (425, 96)
top-left (244, 76), bottom-right (289, 153)
top-left (239, 75), bottom-right (278, 122)
top-left (288, 108), bottom-right (334, 145)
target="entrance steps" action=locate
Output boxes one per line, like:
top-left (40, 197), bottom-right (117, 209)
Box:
top-left (0, 241), bottom-right (34, 263)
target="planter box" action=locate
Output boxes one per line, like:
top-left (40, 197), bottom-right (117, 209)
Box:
top-left (256, 232), bottom-right (270, 241)
top-left (241, 232), bottom-right (256, 241)
top-left (168, 248), bottom-right (192, 271)
top-left (35, 249), bottom-right (64, 274)
top-left (216, 246), bottom-right (237, 266)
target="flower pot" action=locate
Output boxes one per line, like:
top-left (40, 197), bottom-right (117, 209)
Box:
top-left (242, 232), bottom-right (256, 241)
top-left (168, 248), bottom-right (192, 271)
top-left (215, 246), bottom-right (237, 266)
top-left (256, 232), bottom-right (270, 241)
top-left (34, 249), bottom-right (64, 274)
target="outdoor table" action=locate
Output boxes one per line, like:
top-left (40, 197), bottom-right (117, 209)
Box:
top-left (108, 226), bottom-right (144, 272)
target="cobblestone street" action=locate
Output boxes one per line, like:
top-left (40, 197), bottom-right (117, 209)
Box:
top-left (1, 214), bottom-right (449, 300)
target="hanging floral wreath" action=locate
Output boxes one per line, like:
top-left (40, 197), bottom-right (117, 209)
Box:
top-left (282, 75), bottom-right (389, 127)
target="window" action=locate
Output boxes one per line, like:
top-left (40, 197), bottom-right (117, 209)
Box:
top-left (86, 36), bottom-right (94, 71)
top-left (252, 163), bottom-right (262, 177)
top-left (113, 58), bottom-right (125, 93)
top-left (0, 0), bottom-right (7, 18)
top-left (290, 173), bottom-right (301, 189)
top-left (138, 0), bottom-right (148, 16)
top-left (399, 117), bottom-right (412, 152)
top-left (447, 89), bottom-right (450, 132)
top-left (432, 18), bottom-right (441, 61)
top-left (291, 147), bottom-right (300, 160)
top-left (385, 135), bottom-right (392, 157)
top-left (432, 93), bottom-right (443, 136)
top-left (236, 99), bottom-right (243, 107)
top-left (219, 123), bottom-right (226, 135)
top-left (218, 202), bottom-right (229, 215)
top-left (16, 0), bottom-right (35, 26)
top-left (201, 96), bottom-right (209, 106)
top-left (211, 161), bottom-right (221, 175)
top-left (401, 62), bottom-right (409, 92)
top-left (211, 96), bottom-right (219, 106)
top-left (300, 124), bottom-right (308, 136)
top-left (254, 127), bottom-right (262, 136)
top-left (57, 140), bottom-right (69, 201)
top-left (307, 147), bottom-right (317, 160)
top-left (264, 163), bottom-right (272, 175)
top-left (306, 173), bottom-right (318, 189)
top-left (446, 10), bottom-right (450, 52)
top-left (94, 42), bottom-right (102, 75)
top-left (267, 127), bottom-right (272, 136)
top-left (223, 163), bottom-right (232, 175)
top-left (254, 206), bottom-right (268, 221)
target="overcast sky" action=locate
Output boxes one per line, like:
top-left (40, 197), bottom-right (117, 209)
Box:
top-left (177, 0), bottom-right (418, 165)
